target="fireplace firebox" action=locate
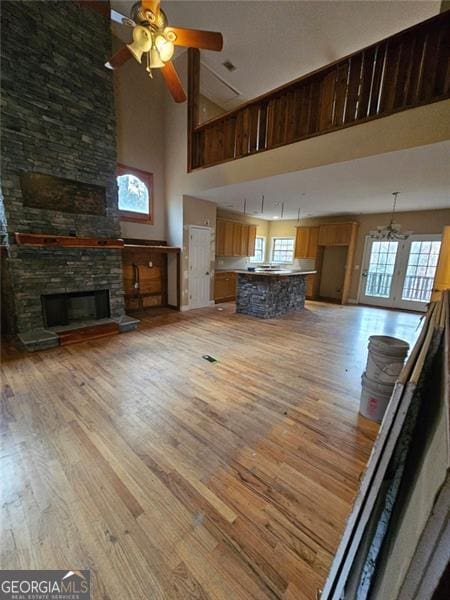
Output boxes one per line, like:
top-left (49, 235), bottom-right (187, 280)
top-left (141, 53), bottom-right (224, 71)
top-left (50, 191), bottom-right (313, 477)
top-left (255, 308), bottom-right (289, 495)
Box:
top-left (42, 290), bottom-right (110, 328)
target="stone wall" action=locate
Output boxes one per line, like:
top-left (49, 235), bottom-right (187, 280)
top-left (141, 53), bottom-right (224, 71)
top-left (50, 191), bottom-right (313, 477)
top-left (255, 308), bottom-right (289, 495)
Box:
top-left (0, 1), bottom-right (126, 339)
top-left (236, 274), bottom-right (306, 318)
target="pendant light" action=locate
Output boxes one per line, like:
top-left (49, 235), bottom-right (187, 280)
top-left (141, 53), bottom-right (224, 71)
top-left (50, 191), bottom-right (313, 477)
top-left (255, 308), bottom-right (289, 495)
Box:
top-left (369, 192), bottom-right (412, 241)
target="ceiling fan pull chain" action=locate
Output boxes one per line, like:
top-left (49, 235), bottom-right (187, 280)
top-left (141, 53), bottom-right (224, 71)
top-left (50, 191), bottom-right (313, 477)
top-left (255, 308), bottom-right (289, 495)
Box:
top-left (146, 50), bottom-right (153, 78)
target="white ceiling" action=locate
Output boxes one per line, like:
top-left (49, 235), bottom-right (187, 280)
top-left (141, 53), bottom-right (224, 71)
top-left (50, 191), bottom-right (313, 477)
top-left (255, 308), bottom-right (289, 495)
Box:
top-left (110, 0), bottom-right (440, 108)
top-left (195, 142), bottom-right (450, 220)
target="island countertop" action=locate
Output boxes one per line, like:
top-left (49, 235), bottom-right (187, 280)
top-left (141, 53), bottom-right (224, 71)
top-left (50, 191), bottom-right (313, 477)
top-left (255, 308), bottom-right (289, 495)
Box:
top-left (234, 269), bottom-right (316, 277)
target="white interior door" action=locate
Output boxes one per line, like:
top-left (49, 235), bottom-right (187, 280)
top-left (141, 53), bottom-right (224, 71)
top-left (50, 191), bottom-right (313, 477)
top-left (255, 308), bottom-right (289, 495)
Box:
top-left (359, 235), bottom-right (441, 311)
top-left (189, 226), bottom-right (211, 309)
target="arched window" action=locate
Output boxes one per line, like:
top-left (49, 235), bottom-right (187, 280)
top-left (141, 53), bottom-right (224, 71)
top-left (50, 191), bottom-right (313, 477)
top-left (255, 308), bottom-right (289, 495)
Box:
top-left (116, 164), bottom-right (153, 223)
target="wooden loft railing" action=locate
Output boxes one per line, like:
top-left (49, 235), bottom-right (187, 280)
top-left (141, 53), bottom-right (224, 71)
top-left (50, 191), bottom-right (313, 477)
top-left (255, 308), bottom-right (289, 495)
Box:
top-left (187, 11), bottom-right (450, 171)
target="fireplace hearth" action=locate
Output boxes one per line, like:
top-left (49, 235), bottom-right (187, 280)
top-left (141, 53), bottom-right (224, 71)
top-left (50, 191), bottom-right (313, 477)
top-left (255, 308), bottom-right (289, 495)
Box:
top-left (42, 289), bottom-right (110, 328)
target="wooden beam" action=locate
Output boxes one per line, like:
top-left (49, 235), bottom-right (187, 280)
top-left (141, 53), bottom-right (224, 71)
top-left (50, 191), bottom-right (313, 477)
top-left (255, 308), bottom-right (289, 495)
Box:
top-left (187, 48), bottom-right (201, 172)
top-left (15, 233), bottom-right (124, 249)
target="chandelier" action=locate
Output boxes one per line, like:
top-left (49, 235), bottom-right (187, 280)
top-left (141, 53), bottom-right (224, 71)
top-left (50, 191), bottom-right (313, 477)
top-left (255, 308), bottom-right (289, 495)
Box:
top-left (370, 192), bottom-right (412, 241)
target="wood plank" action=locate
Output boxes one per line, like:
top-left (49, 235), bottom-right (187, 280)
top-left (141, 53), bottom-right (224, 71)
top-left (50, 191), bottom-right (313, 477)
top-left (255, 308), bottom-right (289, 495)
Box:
top-left (368, 42), bottom-right (387, 115)
top-left (248, 105), bottom-right (260, 153)
top-left (257, 102), bottom-right (268, 151)
top-left (344, 54), bottom-right (362, 123)
top-left (333, 62), bottom-right (349, 126)
top-left (357, 47), bottom-right (376, 119)
top-left (57, 322), bottom-right (119, 346)
top-left (318, 70), bottom-right (336, 131)
top-left (223, 117), bottom-right (237, 159)
top-left (418, 21), bottom-right (446, 101)
top-left (432, 19), bottom-right (450, 96)
top-left (234, 111), bottom-right (244, 157)
top-left (379, 40), bottom-right (402, 113)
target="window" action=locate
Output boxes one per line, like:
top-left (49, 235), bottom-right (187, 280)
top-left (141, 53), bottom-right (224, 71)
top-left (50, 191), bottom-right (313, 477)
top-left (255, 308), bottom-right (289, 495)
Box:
top-left (117, 164), bottom-right (153, 223)
top-left (271, 238), bottom-right (295, 264)
top-left (402, 240), bottom-right (441, 303)
top-left (250, 236), bottom-right (265, 263)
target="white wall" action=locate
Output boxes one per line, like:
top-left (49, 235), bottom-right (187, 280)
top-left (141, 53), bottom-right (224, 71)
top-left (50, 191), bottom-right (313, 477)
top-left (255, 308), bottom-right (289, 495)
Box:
top-left (114, 58), bottom-right (166, 241)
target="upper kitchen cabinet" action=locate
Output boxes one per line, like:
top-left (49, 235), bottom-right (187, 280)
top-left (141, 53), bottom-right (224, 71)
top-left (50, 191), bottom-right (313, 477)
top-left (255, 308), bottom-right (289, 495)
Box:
top-left (318, 223), bottom-right (356, 246)
top-left (216, 219), bottom-right (257, 257)
top-left (247, 225), bottom-right (257, 257)
top-left (295, 226), bottom-right (319, 258)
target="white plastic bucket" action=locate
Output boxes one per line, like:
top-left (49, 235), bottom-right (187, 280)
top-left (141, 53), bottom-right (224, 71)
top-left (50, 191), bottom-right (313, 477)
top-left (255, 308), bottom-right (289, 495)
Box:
top-left (360, 372), bottom-right (394, 422)
top-left (365, 336), bottom-right (409, 384)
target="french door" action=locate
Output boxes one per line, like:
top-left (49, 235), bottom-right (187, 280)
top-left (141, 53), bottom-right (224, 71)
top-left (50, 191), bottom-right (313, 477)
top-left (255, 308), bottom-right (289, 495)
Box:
top-left (359, 234), bottom-right (441, 311)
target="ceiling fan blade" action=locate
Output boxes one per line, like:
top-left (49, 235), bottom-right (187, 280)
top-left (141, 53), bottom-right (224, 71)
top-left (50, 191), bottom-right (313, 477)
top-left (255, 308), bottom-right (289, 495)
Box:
top-left (161, 62), bottom-right (187, 103)
top-left (141, 0), bottom-right (160, 14)
top-left (165, 27), bottom-right (223, 51)
top-left (105, 45), bottom-right (133, 70)
top-left (111, 8), bottom-right (135, 27)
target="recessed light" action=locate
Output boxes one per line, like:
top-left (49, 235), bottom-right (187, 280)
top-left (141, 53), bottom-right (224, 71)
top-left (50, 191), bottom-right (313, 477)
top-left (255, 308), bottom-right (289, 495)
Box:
top-left (273, 216), bottom-right (279, 219)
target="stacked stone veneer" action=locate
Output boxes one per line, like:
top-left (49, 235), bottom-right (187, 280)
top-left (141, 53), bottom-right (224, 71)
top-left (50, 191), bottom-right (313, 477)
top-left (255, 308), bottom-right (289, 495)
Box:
top-left (236, 274), bottom-right (306, 318)
top-left (0, 1), bottom-right (126, 340)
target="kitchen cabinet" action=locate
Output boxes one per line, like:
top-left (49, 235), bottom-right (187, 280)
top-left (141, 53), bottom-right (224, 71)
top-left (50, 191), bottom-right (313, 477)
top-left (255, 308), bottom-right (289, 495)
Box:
top-left (247, 225), bottom-right (257, 257)
top-left (318, 222), bottom-right (355, 246)
top-left (216, 219), bottom-right (257, 257)
top-left (216, 220), bottom-right (226, 256)
top-left (233, 223), bottom-right (243, 256)
top-left (305, 274), bottom-right (315, 299)
top-left (240, 224), bottom-right (250, 256)
top-left (214, 271), bottom-right (236, 302)
top-left (223, 221), bottom-right (235, 256)
top-left (295, 226), bottom-right (319, 258)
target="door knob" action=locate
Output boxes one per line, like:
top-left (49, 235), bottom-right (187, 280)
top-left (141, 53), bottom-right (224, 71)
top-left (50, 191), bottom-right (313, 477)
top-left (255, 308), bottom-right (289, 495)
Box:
top-left (362, 271), bottom-right (368, 278)
top-left (205, 271), bottom-right (210, 275)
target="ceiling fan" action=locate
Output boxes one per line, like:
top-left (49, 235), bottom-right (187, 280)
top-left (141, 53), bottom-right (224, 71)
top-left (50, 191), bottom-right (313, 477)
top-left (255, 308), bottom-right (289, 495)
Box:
top-left (106, 0), bottom-right (223, 103)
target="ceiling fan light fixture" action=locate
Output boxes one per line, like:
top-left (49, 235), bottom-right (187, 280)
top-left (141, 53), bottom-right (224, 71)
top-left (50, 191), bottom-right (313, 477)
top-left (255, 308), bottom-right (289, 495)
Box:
top-left (149, 46), bottom-right (165, 68)
top-left (105, 0), bottom-right (223, 103)
top-left (155, 34), bottom-right (174, 62)
top-left (127, 25), bottom-right (152, 63)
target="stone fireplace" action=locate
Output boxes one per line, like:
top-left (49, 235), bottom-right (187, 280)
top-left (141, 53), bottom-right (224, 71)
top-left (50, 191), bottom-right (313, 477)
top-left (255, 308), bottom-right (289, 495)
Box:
top-left (42, 289), bottom-right (110, 328)
top-left (0, 1), bottom-right (137, 350)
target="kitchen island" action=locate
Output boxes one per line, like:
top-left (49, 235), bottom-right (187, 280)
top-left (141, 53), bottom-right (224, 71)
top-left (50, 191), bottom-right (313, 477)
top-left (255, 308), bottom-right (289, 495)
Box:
top-left (235, 270), bottom-right (316, 318)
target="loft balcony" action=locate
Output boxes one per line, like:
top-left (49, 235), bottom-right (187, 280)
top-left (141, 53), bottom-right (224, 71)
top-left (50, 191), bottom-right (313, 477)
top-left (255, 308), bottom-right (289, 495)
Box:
top-left (187, 10), bottom-right (450, 172)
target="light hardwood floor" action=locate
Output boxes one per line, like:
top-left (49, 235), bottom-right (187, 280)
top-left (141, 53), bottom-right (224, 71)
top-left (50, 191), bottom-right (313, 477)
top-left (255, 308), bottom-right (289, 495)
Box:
top-left (0, 302), bottom-right (421, 599)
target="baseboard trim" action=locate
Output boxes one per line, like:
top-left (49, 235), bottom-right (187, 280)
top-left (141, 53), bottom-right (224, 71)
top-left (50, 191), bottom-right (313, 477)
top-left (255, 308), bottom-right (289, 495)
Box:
top-left (181, 300), bottom-right (216, 312)
top-left (347, 298), bottom-right (358, 305)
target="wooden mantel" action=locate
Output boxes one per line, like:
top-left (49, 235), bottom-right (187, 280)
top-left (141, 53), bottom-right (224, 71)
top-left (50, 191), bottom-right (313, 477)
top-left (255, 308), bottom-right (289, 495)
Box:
top-left (15, 233), bottom-right (124, 249)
